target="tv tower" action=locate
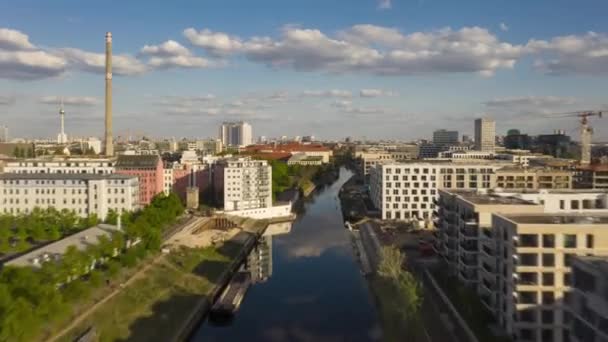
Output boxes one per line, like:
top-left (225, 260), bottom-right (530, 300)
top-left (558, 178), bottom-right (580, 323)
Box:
top-left (104, 32), bottom-right (114, 156)
top-left (57, 98), bottom-right (67, 144)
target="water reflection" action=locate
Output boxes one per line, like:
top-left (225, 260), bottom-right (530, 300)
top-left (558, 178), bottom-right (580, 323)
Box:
top-left (194, 168), bottom-right (379, 342)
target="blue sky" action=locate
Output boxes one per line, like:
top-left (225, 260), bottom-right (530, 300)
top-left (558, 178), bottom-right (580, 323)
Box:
top-left (1, 0), bottom-right (608, 140)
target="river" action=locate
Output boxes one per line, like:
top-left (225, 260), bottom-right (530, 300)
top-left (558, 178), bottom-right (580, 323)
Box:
top-left (191, 168), bottom-right (381, 341)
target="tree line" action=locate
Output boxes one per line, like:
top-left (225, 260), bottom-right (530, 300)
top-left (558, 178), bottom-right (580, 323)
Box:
top-left (0, 192), bottom-right (184, 341)
top-left (0, 208), bottom-right (99, 255)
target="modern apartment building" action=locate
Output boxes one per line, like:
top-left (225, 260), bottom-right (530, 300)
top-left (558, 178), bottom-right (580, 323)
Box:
top-left (220, 121), bottom-right (253, 148)
top-left (433, 129), bottom-right (459, 146)
top-left (475, 118), bottom-right (496, 152)
top-left (435, 190), bottom-right (543, 288)
top-left (115, 155), bottom-right (164, 205)
top-left (575, 164), bottom-right (608, 190)
top-left (212, 157), bottom-right (272, 211)
top-left (0, 173), bottom-right (139, 219)
top-left (369, 161), bottom-right (499, 224)
top-left (485, 214), bottom-right (608, 342)
top-left (569, 256), bottom-right (608, 342)
top-left (2, 158), bottom-right (115, 174)
top-left (495, 167), bottom-right (572, 190)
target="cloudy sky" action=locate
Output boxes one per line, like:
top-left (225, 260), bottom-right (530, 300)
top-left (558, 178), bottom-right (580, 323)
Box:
top-left (1, 0), bottom-right (608, 140)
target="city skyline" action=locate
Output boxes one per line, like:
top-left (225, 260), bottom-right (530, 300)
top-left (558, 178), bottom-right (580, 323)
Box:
top-left (1, 0), bottom-right (608, 140)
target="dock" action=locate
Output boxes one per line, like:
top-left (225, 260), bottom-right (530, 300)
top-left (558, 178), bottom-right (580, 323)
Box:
top-left (210, 271), bottom-right (252, 319)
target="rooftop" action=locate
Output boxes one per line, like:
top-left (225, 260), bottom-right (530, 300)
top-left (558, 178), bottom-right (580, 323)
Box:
top-left (115, 154), bottom-right (160, 168)
top-left (0, 173), bottom-right (136, 181)
top-left (501, 214), bottom-right (608, 225)
top-left (446, 190), bottom-right (536, 206)
top-left (5, 224), bottom-right (120, 268)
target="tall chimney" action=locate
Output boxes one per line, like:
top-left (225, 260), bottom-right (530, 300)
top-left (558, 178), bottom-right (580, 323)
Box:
top-left (104, 32), bottom-right (114, 156)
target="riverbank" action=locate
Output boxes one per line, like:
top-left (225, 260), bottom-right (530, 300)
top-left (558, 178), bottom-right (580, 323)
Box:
top-left (56, 216), bottom-right (290, 342)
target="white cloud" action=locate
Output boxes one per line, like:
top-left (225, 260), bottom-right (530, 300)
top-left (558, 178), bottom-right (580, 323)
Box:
top-left (0, 95), bottom-right (16, 105)
top-left (500, 23), bottom-right (509, 32)
top-left (185, 25), bottom-right (524, 76)
top-left (58, 48), bottom-right (147, 76)
top-left (301, 89), bottom-right (352, 98)
top-left (140, 40), bottom-right (214, 69)
top-left (39, 95), bottom-right (100, 106)
top-left (377, 0), bottom-right (392, 10)
top-left (483, 96), bottom-right (578, 108)
top-left (331, 100), bottom-right (352, 108)
top-left (0, 28), bottom-right (35, 50)
top-left (527, 32), bottom-right (608, 75)
top-left (183, 28), bottom-right (244, 57)
top-left (0, 50), bottom-right (66, 80)
top-left (140, 40), bottom-right (190, 57)
top-left (360, 88), bottom-right (397, 97)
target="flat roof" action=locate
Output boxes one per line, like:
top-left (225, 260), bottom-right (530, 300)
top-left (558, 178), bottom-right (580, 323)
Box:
top-left (501, 214), bottom-right (608, 225)
top-left (0, 173), bottom-right (136, 181)
top-left (447, 190), bottom-right (536, 205)
top-left (5, 224), bottom-right (120, 267)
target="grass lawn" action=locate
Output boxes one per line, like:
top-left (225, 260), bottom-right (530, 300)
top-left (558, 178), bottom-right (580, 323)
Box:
top-left (60, 246), bottom-right (236, 342)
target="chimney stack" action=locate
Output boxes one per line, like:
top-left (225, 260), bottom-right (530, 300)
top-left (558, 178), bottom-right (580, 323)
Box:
top-left (104, 32), bottom-right (114, 156)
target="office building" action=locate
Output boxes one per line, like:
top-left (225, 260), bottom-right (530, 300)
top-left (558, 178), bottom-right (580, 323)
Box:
top-left (504, 129), bottom-right (532, 150)
top-left (433, 129), bottom-right (459, 146)
top-left (569, 256), bottom-right (608, 342)
top-left (213, 157), bottom-right (272, 211)
top-left (486, 214), bottom-right (608, 342)
top-left (115, 155), bottom-right (164, 205)
top-left (0, 173), bottom-right (139, 219)
top-left (220, 121), bottom-right (253, 148)
top-left (475, 118), bottom-right (496, 152)
top-left (535, 131), bottom-right (572, 158)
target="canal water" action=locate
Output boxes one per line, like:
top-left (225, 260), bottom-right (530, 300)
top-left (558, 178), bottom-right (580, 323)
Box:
top-left (192, 168), bottom-right (380, 341)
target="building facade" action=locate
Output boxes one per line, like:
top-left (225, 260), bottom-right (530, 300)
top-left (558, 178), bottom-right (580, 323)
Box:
top-left (475, 118), bottom-right (496, 152)
top-left (115, 155), bottom-right (164, 205)
top-left (433, 129), bottom-right (459, 146)
top-left (213, 157), bottom-right (272, 211)
top-left (486, 214), bottom-right (608, 342)
top-left (2, 158), bottom-right (115, 174)
top-left (495, 167), bottom-right (573, 190)
top-left (0, 173), bottom-right (139, 219)
top-left (569, 256), bottom-right (608, 342)
top-left (220, 121), bottom-right (253, 148)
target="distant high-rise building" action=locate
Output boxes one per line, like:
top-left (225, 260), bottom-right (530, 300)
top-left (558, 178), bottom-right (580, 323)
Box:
top-left (474, 118), bottom-right (496, 152)
top-left (462, 134), bottom-right (472, 143)
top-left (0, 125), bottom-right (8, 142)
top-left (302, 135), bottom-right (315, 143)
top-left (504, 129), bottom-right (532, 150)
top-left (433, 129), bottom-right (459, 146)
top-left (219, 121), bottom-right (253, 148)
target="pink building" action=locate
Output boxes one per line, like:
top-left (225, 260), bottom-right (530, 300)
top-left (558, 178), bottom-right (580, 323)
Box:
top-left (170, 163), bottom-right (210, 202)
top-left (115, 155), bottom-right (164, 205)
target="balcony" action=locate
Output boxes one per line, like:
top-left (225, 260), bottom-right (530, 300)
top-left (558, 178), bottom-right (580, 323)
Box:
top-left (482, 262), bottom-right (493, 273)
top-left (481, 244), bottom-right (494, 257)
top-left (460, 240), bottom-right (478, 253)
top-left (460, 254), bottom-right (478, 267)
top-left (480, 293), bottom-right (495, 313)
top-left (460, 224), bottom-right (478, 238)
top-left (459, 268), bottom-right (478, 283)
top-left (482, 228), bottom-right (493, 239)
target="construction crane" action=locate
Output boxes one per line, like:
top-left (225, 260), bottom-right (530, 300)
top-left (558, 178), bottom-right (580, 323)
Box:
top-left (546, 111), bottom-right (603, 165)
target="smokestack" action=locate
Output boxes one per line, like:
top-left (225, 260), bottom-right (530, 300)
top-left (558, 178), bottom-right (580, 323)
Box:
top-left (104, 32), bottom-right (114, 156)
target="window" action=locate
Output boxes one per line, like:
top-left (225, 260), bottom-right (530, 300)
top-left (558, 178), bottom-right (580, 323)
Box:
top-left (571, 200), bottom-right (579, 209)
top-left (563, 273), bottom-right (572, 286)
top-left (541, 310), bottom-right (554, 324)
top-left (542, 254), bottom-right (555, 267)
top-left (542, 273), bottom-right (554, 286)
top-left (542, 234), bottom-right (555, 248)
top-left (564, 234), bottom-right (577, 248)
top-left (542, 292), bottom-right (555, 304)
top-left (586, 234), bottom-right (594, 249)
top-left (559, 200), bottom-right (565, 210)
top-left (520, 234), bottom-right (538, 247)
top-left (519, 329), bottom-right (533, 340)
top-left (519, 291), bottom-right (537, 304)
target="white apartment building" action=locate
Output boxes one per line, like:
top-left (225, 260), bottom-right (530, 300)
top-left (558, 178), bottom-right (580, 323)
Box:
top-left (0, 173), bottom-right (139, 219)
top-left (220, 121), bottom-right (253, 148)
top-left (486, 214), bottom-right (608, 342)
top-left (569, 256), bottom-right (608, 342)
top-left (475, 118), bottom-right (496, 152)
top-left (2, 158), bottom-right (115, 174)
top-left (213, 157), bottom-right (272, 211)
top-left (163, 167), bottom-right (174, 195)
top-left (369, 161), bottom-right (499, 224)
